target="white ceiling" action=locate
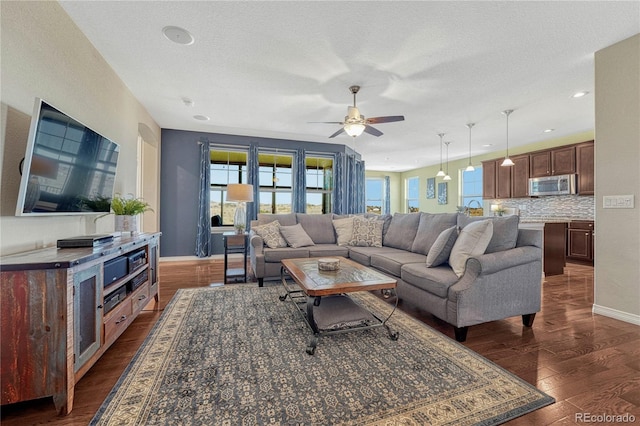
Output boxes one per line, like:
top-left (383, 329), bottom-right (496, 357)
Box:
top-left (59, 1), bottom-right (639, 172)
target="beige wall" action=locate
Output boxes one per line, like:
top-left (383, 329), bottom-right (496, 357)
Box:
top-left (369, 130), bottom-right (594, 214)
top-left (594, 34), bottom-right (640, 323)
top-left (0, 1), bottom-right (161, 255)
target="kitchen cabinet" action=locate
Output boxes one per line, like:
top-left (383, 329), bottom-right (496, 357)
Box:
top-left (0, 233), bottom-right (161, 415)
top-left (483, 156), bottom-right (528, 199)
top-left (530, 146), bottom-right (576, 177)
top-left (511, 154), bottom-right (530, 198)
top-left (496, 159), bottom-right (512, 198)
top-left (544, 222), bottom-right (567, 276)
top-left (482, 160), bottom-right (496, 199)
top-left (567, 220), bottom-right (594, 263)
top-left (576, 141), bottom-right (594, 195)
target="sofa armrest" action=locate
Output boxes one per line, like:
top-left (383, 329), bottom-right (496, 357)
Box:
top-left (466, 246), bottom-right (542, 276)
top-left (249, 232), bottom-right (264, 256)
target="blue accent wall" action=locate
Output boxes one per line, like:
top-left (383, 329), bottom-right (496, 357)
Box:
top-left (160, 129), bottom-right (360, 257)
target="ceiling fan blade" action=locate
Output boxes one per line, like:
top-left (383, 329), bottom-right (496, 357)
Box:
top-left (366, 115), bottom-right (405, 124)
top-left (308, 121), bottom-right (344, 124)
top-left (364, 125), bottom-right (383, 137)
top-left (329, 127), bottom-right (346, 138)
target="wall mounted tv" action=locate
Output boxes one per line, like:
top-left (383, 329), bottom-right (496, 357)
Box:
top-left (15, 98), bottom-right (120, 216)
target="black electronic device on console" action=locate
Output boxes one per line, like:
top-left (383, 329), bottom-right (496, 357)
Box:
top-left (57, 234), bottom-right (114, 249)
top-left (127, 249), bottom-right (147, 273)
top-left (104, 256), bottom-right (128, 286)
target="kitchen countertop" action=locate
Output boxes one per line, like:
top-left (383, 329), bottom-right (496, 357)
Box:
top-left (519, 217), bottom-right (594, 224)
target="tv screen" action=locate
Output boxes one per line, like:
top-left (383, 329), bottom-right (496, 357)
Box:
top-left (15, 98), bottom-right (120, 216)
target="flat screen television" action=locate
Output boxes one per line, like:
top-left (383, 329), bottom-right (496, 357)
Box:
top-left (15, 98), bottom-right (120, 216)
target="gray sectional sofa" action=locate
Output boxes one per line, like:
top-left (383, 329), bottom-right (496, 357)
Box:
top-left (249, 212), bottom-right (543, 341)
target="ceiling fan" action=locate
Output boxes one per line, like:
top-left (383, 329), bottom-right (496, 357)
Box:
top-left (313, 85), bottom-right (405, 138)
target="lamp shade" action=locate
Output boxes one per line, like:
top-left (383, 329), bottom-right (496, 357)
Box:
top-left (344, 122), bottom-right (365, 137)
top-left (226, 184), bottom-right (254, 202)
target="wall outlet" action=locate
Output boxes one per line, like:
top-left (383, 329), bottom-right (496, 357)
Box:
top-left (603, 195), bottom-right (635, 209)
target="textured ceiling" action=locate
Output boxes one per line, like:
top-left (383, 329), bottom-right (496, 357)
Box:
top-left (59, 1), bottom-right (639, 171)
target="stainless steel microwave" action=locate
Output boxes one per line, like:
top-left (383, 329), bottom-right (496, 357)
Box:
top-left (528, 174), bottom-right (576, 196)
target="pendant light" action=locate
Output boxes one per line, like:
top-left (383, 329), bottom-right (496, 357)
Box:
top-left (436, 133), bottom-right (446, 177)
top-left (501, 110), bottom-right (515, 167)
top-left (443, 141), bottom-right (452, 181)
top-left (465, 123), bottom-right (475, 172)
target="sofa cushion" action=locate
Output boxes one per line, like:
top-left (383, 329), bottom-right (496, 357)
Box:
top-left (401, 263), bottom-right (460, 298)
top-left (257, 213), bottom-right (297, 227)
top-left (296, 214), bottom-right (336, 244)
top-left (370, 251), bottom-right (426, 277)
top-left (253, 220), bottom-right (287, 249)
top-left (308, 244), bottom-right (350, 258)
top-left (457, 214), bottom-right (519, 253)
top-left (347, 246), bottom-right (398, 266)
top-left (264, 247), bottom-right (310, 262)
top-left (426, 226), bottom-right (458, 267)
top-left (383, 213), bottom-right (421, 251)
top-left (349, 216), bottom-right (383, 247)
top-left (332, 217), bottom-right (355, 246)
top-left (280, 224), bottom-right (315, 248)
top-left (449, 220), bottom-right (493, 277)
top-left (411, 213), bottom-right (458, 255)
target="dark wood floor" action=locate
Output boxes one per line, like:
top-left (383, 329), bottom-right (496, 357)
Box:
top-left (3, 260), bottom-right (640, 425)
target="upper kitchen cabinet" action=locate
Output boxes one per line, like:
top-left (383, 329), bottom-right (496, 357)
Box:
top-left (576, 141), bottom-right (594, 195)
top-left (530, 145), bottom-right (576, 177)
top-left (482, 160), bottom-right (497, 199)
top-left (511, 154), bottom-right (530, 198)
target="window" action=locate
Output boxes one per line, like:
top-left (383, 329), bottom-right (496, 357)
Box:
top-left (461, 166), bottom-right (483, 208)
top-left (305, 155), bottom-right (333, 214)
top-left (366, 178), bottom-right (384, 214)
top-left (406, 176), bottom-right (419, 213)
top-left (258, 151), bottom-right (293, 214)
top-left (210, 149), bottom-right (248, 226)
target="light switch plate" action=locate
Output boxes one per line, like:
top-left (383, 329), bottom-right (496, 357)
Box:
top-left (603, 195), bottom-right (635, 209)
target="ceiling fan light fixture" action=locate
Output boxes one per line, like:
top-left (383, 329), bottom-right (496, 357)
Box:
top-left (344, 122), bottom-right (365, 137)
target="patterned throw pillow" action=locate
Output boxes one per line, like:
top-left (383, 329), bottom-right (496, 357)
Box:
top-left (252, 220), bottom-right (287, 249)
top-left (349, 216), bottom-right (383, 247)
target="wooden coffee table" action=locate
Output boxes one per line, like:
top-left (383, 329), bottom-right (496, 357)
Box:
top-left (279, 256), bottom-right (399, 355)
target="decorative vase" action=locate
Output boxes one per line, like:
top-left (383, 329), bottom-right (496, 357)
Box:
top-left (115, 215), bottom-right (139, 235)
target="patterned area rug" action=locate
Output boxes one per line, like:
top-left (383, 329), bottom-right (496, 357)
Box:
top-left (91, 284), bottom-right (553, 425)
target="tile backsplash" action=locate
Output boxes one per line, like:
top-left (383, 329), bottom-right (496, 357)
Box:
top-left (491, 195), bottom-right (594, 221)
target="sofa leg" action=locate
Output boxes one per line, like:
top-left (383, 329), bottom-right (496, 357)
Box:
top-left (453, 326), bottom-right (468, 342)
top-left (258, 278), bottom-right (264, 287)
top-left (522, 313), bottom-right (536, 327)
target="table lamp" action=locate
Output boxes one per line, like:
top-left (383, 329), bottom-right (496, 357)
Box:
top-left (226, 184), bottom-right (254, 233)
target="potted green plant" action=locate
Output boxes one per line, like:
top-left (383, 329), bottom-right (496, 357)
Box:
top-left (111, 193), bottom-right (153, 234)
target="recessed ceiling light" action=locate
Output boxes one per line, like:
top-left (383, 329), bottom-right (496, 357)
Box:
top-left (193, 115), bottom-right (210, 121)
top-left (543, 128), bottom-right (555, 133)
top-left (162, 26), bottom-right (195, 45)
top-left (572, 91), bottom-right (589, 98)
top-left (482, 144), bottom-right (493, 147)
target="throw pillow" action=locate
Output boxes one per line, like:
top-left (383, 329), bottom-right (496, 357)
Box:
top-left (457, 214), bottom-right (519, 253)
top-left (252, 220), bottom-right (287, 249)
top-left (333, 217), bottom-right (355, 246)
top-left (349, 216), bottom-right (383, 247)
top-left (279, 224), bottom-right (315, 248)
top-left (382, 213), bottom-right (421, 251)
top-left (449, 220), bottom-right (494, 277)
top-left (426, 226), bottom-right (458, 267)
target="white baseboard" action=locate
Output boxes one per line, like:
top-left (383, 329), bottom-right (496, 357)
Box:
top-left (592, 304), bottom-right (640, 326)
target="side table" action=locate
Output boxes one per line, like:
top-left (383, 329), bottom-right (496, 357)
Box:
top-left (223, 232), bottom-right (248, 283)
